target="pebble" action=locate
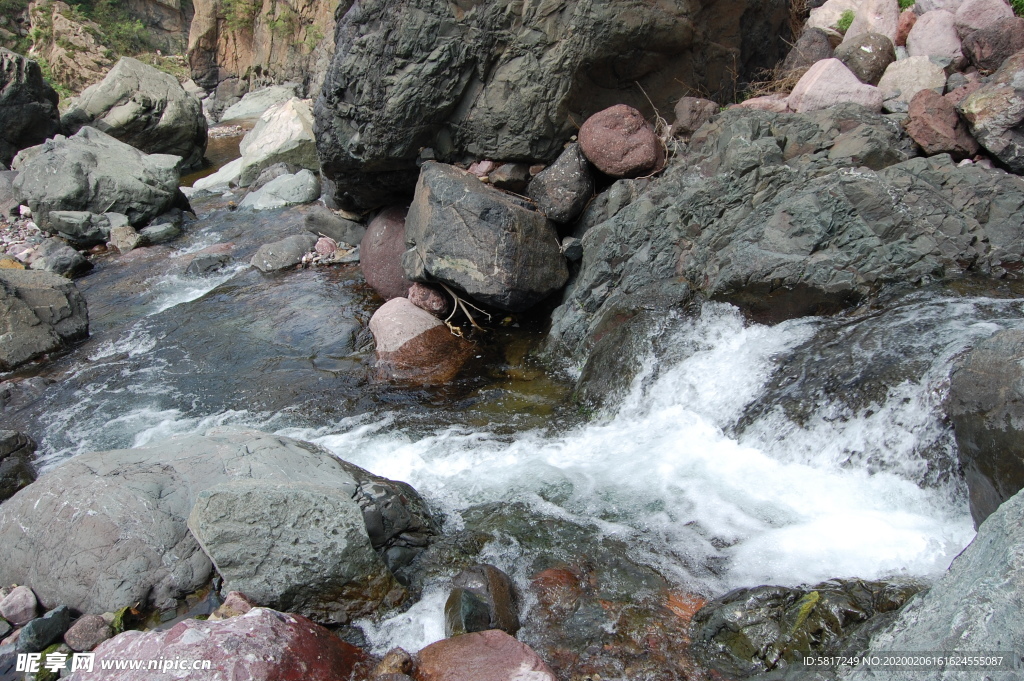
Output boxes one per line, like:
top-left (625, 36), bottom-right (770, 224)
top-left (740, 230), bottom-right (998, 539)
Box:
top-left (0, 216), bottom-right (47, 263)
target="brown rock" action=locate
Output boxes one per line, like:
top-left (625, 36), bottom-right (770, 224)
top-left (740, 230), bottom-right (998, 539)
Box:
top-left (897, 8), bottom-right (918, 46)
top-left (906, 88), bottom-right (980, 158)
top-left (449, 564), bottom-right (520, 636)
top-left (945, 79), bottom-right (982, 106)
top-left (414, 630), bottom-right (556, 681)
top-left (835, 32), bottom-right (897, 84)
top-left (361, 207), bottom-right (414, 300)
top-left (315, 236), bottom-right (337, 255)
top-left (72, 607), bottom-right (371, 681)
top-left (208, 591), bottom-right (256, 621)
top-left (578, 104), bottom-right (665, 178)
top-left (955, 0), bottom-right (1014, 35)
top-left (962, 16), bottom-right (1024, 72)
top-left (374, 647), bottom-right (414, 676)
top-left (0, 585), bottom-right (37, 626)
top-left (487, 163), bottom-right (531, 192)
top-left (369, 298), bottom-right (474, 385)
top-left (671, 97), bottom-right (719, 138)
top-left (407, 282), bottom-right (450, 318)
top-left (64, 614), bottom-right (112, 652)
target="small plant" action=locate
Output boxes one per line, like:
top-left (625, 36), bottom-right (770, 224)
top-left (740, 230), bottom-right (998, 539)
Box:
top-left (301, 24), bottom-right (324, 51)
top-left (1012, 0), bottom-right (1024, 16)
top-left (836, 9), bottom-right (855, 33)
top-left (223, 0), bottom-right (259, 32)
top-left (898, 0), bottom-right (916, 10)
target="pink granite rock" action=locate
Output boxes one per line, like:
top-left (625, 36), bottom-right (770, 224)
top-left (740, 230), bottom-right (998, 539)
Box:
top-left (414, 630), bottom-right (556, 681)
top-left (788, 59), bottom-right (885, 113)
top-left (578, 104), bottom-right (665, 177)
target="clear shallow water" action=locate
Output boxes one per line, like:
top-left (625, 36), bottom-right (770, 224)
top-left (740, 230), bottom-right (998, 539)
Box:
top-left (7, 192), bottom-right (1024, 654)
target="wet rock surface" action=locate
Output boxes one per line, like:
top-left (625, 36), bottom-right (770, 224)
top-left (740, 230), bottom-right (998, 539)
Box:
top-left (369, 297), bottom-right (475, 385)
top-left (415, 630), bottom-right (556, 681)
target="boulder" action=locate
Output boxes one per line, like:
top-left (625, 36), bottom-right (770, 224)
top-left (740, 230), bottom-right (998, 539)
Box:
top-left (954, 0), bottom-right (1015, 34)
top-left (61, 57), bottom-right (208, 171)
top-left (807, 0), bottom-right (861, 31)
top-left (407, 282), bottom-right (450, 318)
top-left (487, 163), bottom-right (532, 192)
top-left (905, 88), bottom-right (980, 158)
top-left (110, 223), bottom-right (145, 254)
top-left (191, 157), bottom-right (243, 192)
top-left (415, 630), bottom-right (556, 681)
top-left (16, 605), bottom-right (70, 654)
top-left (0, 431), bottom-right (36, 502)
top-left (835, 32), bottom-right (897, 85)
top-left (578, 105), bottom-right (665, 178)
top-left (0, 428), bottom-right (435, 615)
top-left (248, 162), bottom-right (302, 192)
top-left (849, 487), bottom-right (1024, 678)
top-left (238, 98), bottom-right (317, 187)
top-left (220, 84), bottom-right (299, 122)
top-left (28, 237), bottom-right (92, 278)
top-left (12, 127), bottom-right (182, 230)
top-left (63, 614), bottom-right (112, 652)
top-left (527, 144), bottom-right (594, 223)
top-left (45, 210), bottom-right (128, 248)
top-left (896, 8), bottom-right (918, 46)
top-left (314, 0), bottom-right (791, 210)
top-left (188, 480), bottom-right (402, 624)
top-left (781, 27), bottom-right (836, 72)
top-left (691, 580), bottom-right (923, 678)
top-left (0, 268), bottom-right (88, 371)
top-left (915, 0), bottom-right (965, 11)
top-left (670, 97), bottom-right (720, 138)
top-left (305, 205), bottom-right (366, 246)
top-left (947, 329), bottom-right (1024, 526)
top-left (67, 608), bottom-right (371, 681)
top-left (0, 49), bottom-right (60, 168)
top-left (251, 233), bottom-right (318, 272)
top-left (906, 10), bottom-right (965, 66)
top-left (959, 50), bottom-right (1024, 172)
top-left (788, 59), bottom-right (885, 113)
top-left (962, 16), bottom-right (1024, 72)
top-left (361, 207), bottom-right (414, 300)
top-left (842, 0), bottom-right (901, 45)
top-left (139, 210), bottom-right (184, 245)
top-left (0, 586), bottom-right (37, 627)
top-left (238, 170), bottom-right (321, 210)
top-left (402, 162), bottom-right (569, 313)
top-left (877, 55), bottom-right (948, 109)
top-left (444, 564), bottom-right (520, 637)
top-left (368, 297), bottom-right (474, 385)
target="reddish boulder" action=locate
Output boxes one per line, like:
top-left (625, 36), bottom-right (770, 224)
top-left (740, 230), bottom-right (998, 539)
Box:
top-left (369, 297), bottom-right (473, 385)
top-left (906, 88), bottom-right (980, 158)
top-left (907, 10), bottom-right (965, 66)
top-left (361, 207), bottom-right (414, 300)
top-left (63, 614), bottom-right (112, 652)
top-left (0, 586), bottom-right (37, 626)
top-left (897, 9), bottom-right (918, 46)
top-left (407, 282), bottom-right (450, 318)
top-left (415, 630), bottom-right (556, 681)
top-left (955, 0), bottom-right (1014, 35)
top-left (578, 105), bottom-right (665, 178)
top-left (962, 16), bottom-right (1024, 72)
top-left (69, 608), bottom-right (371, 681)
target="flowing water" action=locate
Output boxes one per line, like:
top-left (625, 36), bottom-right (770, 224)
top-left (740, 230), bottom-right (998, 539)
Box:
top-left (6, 184), bottom-right (1024, 655)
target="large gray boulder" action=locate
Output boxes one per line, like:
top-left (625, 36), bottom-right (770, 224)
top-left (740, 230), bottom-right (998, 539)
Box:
top-left (61, 57), bottom-right (208, 171)
top-left (947, 329), bottom-right (1024, 527)
top-left (849, 488), bottom-right (1024, 679)
top-left (0, 431), bottom-right (37, 503)
top-left (237, 98), bottom-right (317, 187)
top-left (314, 0), bottom-right (791, 210)
top-left (547, 104), bottom-right (1024, 361)
top-left (12, 127), bottom-right (182, 231)
top-left (0, 268), bottom-right (88, 371)
top-left (0, 49), bottom-right (61, 168)
top-left (0, 428), bottom-right (436, 617)
top-left (402, 162), bottom-right (569, 312)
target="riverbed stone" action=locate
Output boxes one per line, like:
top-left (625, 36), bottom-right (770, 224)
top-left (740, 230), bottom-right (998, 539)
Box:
top-left (959, 50), bottom-right (1024, 171)
top-left (238, 98), bottom-right (317, 187)
top-left (250, 233), bottom-right (318, 272)
top-left (0, 450), bottom-right (35, 502)
top-left (835, 32), bottom-right (897, 85)
top-left (369, 297), bottom-right (474, 385)
top-left (305, 205), bottom-right (365, 246)
top-left (110, 223), bottom-right (145, 254)
top-left (407, 282), bottom-right (450, 318)
top-left (361, 207), bottom-right (414, 300)
top-left (0, 586), bottom-right (37, 627)
top-left (0, 49), bottom-right (61, 169)
top-left (402, 162), bottom-right (568, 313)
top-left (897, 8), bottom-right (918, 45)
top-left (415, 630), bottom-right (556, 681)
top-left (954, 0), bottom-right (1014, 34)
top-left (17, 606), bottom-right (71, 654)
top-left (28, 237), bottom-right (92, 278)
top-left (0, 268), bottom-right (89, 371)
top-left (487, 163), bottom-right (532, 192)
top-left (907, 10), bottom-right (965, 67)
top-left (68, 608), bottom-right (371, 681)
top-left (906, 88), bottom-right (980, 158)
top-left (948, 329), bottom-right (1024, 526)
top-left (527, 143), bottom-right (594, 223)
top-left (877, 55), bottom-right (948, 108)
top-left (188, 480), bottom-right (402, 624)
top-left (238, 170), bottom-right (320, 210)
top-left (789, 59), bottom-right (885, 112)
top-left (61, 57), bottom-right (207, 171)
top-left (842, 0), bottom-right (901, 45)
top-left (12, 127), bottom-right (182, 231)
top-left (63, 614), bottom-right (112, 652)
top-left (962, 16), bottom-right (1024, 71)
top-left (0, 428), bottom-right (435, 616)
top-left (579, 105), bottom-right (665, 178)
top-left (448, 564), bottom-right (520, 636)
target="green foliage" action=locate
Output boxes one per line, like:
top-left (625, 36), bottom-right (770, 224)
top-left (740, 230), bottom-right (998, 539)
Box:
top-left (898, 0), bottom-right (916, 10)
top-left (301, 24), bottom-right (324, 51)
top-left (266, 6), bottom-right (297, 35)
top-left (836, 9), bottom-right (855, 32)
top-left (65, 0), bottom-right (152, 53)
top-left (0, 0), bottom-right (28, 15)
top-left (1012, 0), bottom-right (1024, 16)
top-left (223, 0), bottom-right (259, 31)
top-left (36, 56), bottom-right (72, 101)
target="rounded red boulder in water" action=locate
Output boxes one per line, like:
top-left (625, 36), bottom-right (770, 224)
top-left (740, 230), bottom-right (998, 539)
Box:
top-left (578, 104), bottom-right (665, 178)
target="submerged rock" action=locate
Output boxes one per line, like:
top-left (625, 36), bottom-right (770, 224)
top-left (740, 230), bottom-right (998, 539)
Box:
top-left (68, 608), bottom-right (371, 681)
top-left (61, 57), bottom-right (208, 171)
top-left (402, 162), bottom-right (568, 313)
top-left (415, 630), bottom-right (556, 681)
top-left (369, 297), bottom-right (474, 385)
top-left (251, 233), bottom-right (318, 272)
top-left (0, 268), bottom-right (88, 371)
top-left (948, 329), bottom-right (1024, 526)
top-left (0, 429), bottom-right (435, 616)
top-left (0, 49), bottom-right (61, 168)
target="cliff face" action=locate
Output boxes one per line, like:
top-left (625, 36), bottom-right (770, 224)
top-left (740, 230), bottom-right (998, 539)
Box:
top-left (127, 0), bottom-right (195, 52)
top-left (188, 0), bottom-right (341, 102)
